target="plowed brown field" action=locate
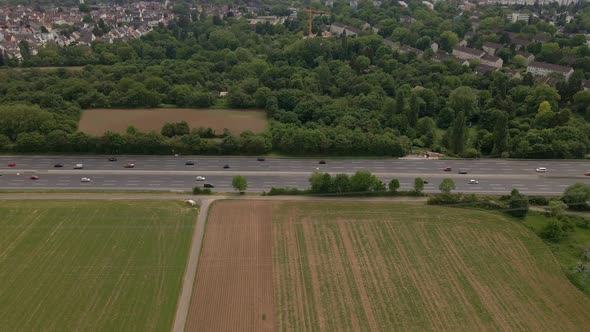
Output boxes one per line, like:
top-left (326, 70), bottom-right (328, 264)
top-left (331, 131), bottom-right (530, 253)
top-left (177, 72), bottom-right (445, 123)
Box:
top-left (185, 200), bottom-right (274, 332)
top-left (79, 108), bottom-right (267, 136)
top-left (188, 200), bottom-right (590, 332)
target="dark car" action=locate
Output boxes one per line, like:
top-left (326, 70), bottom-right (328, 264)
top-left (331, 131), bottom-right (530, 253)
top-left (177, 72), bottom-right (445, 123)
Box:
top-left (108, 157), bottom-right (117, 162)
top-left (257, 157), bottom-right (266, 161)
top-left (319, 160), bottom-right (326, 164)
top-left (223, 164), bottom-right (230, 169)
top-left (185, 161), bottom-right (195, 166)
top-left (443, 167), bottom-right (452, 172)
top-left (204, 183), bottom-right (215, 188)
top-left (54, 163), bottom-right (64, 168)
top-left (585, 171), bottom-right (590, 176)
top-left (423, 180), bottom-right (429, 184)
top-left (30, 175), bottom-right (39, 180)
top-left (458, 170), bottom-right (468, 174)
top-left (8, 162), bottom-right (16, 167)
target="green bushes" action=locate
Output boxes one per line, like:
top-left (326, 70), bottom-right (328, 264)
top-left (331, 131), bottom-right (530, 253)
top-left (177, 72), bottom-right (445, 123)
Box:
top-left (192, 187), bottom-right (213, 195)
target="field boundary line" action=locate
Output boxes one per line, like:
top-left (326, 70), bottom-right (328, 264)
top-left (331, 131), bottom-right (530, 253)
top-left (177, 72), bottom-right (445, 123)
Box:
top-left (172, 197), bottom-right (217, 332)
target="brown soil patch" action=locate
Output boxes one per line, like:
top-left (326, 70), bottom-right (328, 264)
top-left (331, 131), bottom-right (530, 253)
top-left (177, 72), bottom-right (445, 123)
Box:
top-left (185, 200), bottom-right (274, 332)
top-left (78, 108), bottom-right (267, 136)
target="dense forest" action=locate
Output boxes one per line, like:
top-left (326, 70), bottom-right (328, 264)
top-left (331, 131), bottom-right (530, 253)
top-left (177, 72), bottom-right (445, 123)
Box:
top-left (1, 0), bottom-right (590, 157)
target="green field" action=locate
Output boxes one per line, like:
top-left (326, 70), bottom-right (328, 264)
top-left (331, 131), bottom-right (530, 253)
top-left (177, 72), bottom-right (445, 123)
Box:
top-left (272, 202), bottom-right (590, 331)
top-left (0, 200), bottom-right (197, 331)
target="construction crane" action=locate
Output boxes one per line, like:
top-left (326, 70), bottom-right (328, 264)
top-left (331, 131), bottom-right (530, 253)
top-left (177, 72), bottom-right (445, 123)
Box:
top-left (307, 7), bottom-right (329, 36)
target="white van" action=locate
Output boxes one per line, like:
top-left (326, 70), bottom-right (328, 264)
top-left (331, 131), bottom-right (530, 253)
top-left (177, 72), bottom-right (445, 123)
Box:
top-left (535, 167), bottom-right (547, 173)
top-left (74, 164), bottom-right (84, 169)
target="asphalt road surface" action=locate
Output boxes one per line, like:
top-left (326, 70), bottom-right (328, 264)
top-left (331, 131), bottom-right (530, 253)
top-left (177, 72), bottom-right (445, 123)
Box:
top-left (0, 155), bottom-right (588, 194)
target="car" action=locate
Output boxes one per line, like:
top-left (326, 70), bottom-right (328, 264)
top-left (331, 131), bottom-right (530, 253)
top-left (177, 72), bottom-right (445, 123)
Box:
top-left (423, 180), bottom-right (429, 184)
top-left (54, 163), bottom-right (64, 168)
top-left (30, 175), bottom-right (39, 180)
top-left (204, 183), bottom-right (215, 188)
top-left (73, 164), bottom-right (84, 169)
top-left (257, 157), bottom-right (266, 161)
top-left (319, 160), bottom-right (326, 164)
top-left (585, 171), bottom-right (590, 176)
top-left (124, 163), bottom-right (135, 168)
top-left (443, 167), bottom-right (452, 172)
top-left (81, 177), bottom-right (91, 182)
top-left (185, 161), bottom-right (195, 166)
top-left (108, 157), bottom-right (117, 162)
top-left (535, 167), bottom-right (547, 173)
top-left (458, 170), bottom-right (468, 174)
top-left (469, 179), bottom-right (479, 184)
top-left (196, 176), bottom-right (206, 181)
top-left (223, 164), bottom-right (230, 169)
top-left (7, 162), bottom-right (16, 167)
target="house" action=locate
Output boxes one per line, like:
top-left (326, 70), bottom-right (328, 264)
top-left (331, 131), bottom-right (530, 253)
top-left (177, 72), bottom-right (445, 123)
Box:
top-left (482, 42), bottom-right (502, 55)
top-left (452, 46), bottom-right (485, 60)
top-left (458, 39), bottom-right (468, 47)
top-left (475, 64), bottom-right (499, 75)
top-left (480, 54), bottom-right (503, 68)
top-left (399, 1), bottom-right (409, 8)
top-left (399, 45), bottom-right (424, 58)
top-left (430, 42), bottom-right (438, 53)
top-left (515, 50), bottom-right (534, 65)
top-left (582, 80), bottom-right (590, 91)
top-left (506, 70), bottom-right (522, 79)
top-left (330, 23), bottom-right (346, 36)
top-left (422, 1), bottom-right (434, 10)
top-left (344, 26), bottom-right (361, 37)
top-left (527, 61), bottom-right (574, 82)
top-left (506, 12), bottom-right (530, 23)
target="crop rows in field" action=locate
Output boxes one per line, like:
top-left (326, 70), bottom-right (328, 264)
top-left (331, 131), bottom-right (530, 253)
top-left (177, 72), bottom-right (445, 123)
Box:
top-left (272, 202), bottom-right (590, 331)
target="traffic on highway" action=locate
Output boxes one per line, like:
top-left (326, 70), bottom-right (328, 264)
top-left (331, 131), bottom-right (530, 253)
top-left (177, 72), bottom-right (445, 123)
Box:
top-left (0, 156), bottom-right (588, 194)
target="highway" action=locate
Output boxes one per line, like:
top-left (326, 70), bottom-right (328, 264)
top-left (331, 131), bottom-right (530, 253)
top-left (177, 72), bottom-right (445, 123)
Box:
top-left (0, 155), bottom-right (588, 194)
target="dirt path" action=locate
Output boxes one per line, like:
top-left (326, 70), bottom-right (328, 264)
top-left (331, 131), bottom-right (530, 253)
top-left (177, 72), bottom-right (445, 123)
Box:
top-left (172, 198), bottom-right (215, 332)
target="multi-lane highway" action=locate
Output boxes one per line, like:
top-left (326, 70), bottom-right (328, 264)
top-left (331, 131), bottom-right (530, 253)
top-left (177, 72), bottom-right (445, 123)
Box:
top-left (0, 155), bottom-right (588, 194)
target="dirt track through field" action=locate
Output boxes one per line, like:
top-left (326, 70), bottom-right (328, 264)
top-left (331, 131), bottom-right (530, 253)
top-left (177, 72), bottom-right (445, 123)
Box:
top-left (185, 201), bottom-right (274, 332)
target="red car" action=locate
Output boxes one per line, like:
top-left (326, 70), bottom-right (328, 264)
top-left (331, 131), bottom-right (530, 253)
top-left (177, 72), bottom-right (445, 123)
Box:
top-left (8, 162), bottom-right (16, 167)
top-left (585, 171), bottom-right (590, 176)
top-left (124, 163), bottom-right (135, 168)
top-left (443, 167), bottom-right (452, 172)
top-left (30, 175), bottom-right (39, 180)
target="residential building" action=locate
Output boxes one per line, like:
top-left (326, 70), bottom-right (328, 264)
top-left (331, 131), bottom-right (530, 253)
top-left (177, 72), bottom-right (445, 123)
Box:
top-left (582, 80), bottom-right (590, 91)
top-left (527, 61), bottom-right (574, 82)
top-left (480, 54), bottom-right (503, 68)
top-left (452, 46), bottom-right (485, 60)
top-left (515, 50), bottom-right (535, 65)
top-left (482, 42), bottom-right (502, 55)
top-left (476, 64), bottom-right (499, 74)
top-left (506, 12), bottom-right (530, 23)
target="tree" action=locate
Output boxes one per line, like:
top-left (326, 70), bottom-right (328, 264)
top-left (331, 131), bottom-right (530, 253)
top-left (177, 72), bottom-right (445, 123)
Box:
top-left (332, 173), bottom-right (351, 193)
top-left (545, 200), bottom-right (567, 217)
top-left (541, 220), bottom-right (566, 242)
top-left (449, 86), bottom-right (478, 119)
top-left (439, 178), bottom-right (456, 194)
top-left (309, 172), bottom-right (333, 193)
top-left (388, 179), bottom-right (400, 192)
top-left (561, 183), bottom-right (590, 211)
top-left (534, 101), bottom-right (555, 128)
top-left (508, 188), bottom-right (529, 218)
top-left (439, 31), bottom-right (459, 52)
top-left (414, 177), bottom-right (425, 194)
top-left (449, 111), bottom-right (467, 156)
top-left (350, 170), bottom-right (380, 193)
top-left (232, 176), bottom-right (248, 193)
top-left (492, 111), bottom-right (508, 155)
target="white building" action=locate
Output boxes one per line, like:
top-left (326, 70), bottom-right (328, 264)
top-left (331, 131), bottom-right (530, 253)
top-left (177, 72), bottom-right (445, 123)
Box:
top-left (527, 61), bottom-right (574, 82)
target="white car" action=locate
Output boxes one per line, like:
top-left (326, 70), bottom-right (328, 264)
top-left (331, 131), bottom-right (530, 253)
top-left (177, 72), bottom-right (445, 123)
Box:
top-left (81, 177), bottom-right (91, 182)
top-left (196, 176), bottom-right (206, 181)
top-left (74, 164), bottom-right (84, 169)
top-left (469, 179), bottom-right (479, 184)
top-left (535, 167), bottom-right (547, 173)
